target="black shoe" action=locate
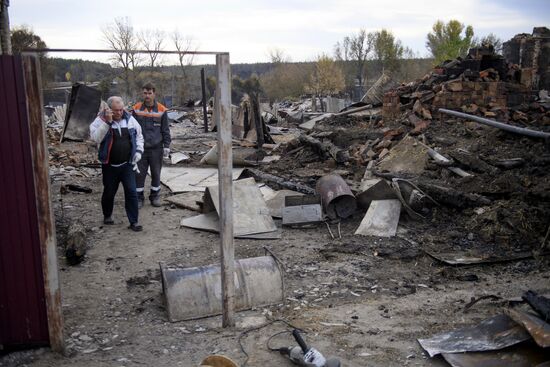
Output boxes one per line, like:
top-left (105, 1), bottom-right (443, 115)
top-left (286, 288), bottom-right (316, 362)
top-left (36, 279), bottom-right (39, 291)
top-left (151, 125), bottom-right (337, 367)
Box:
top-left (150, 197), bottom-right (162, 207)
top-left (103, 217), bottom-right (114, 225)
top-left (128, 223), bottom-right (143, 232)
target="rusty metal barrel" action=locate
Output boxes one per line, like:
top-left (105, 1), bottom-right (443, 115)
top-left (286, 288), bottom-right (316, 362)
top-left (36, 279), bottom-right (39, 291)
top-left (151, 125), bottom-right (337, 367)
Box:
top-left (316, 174), bottom-right (357, 220)
top-left (160, 256), bottom-right (283, 322)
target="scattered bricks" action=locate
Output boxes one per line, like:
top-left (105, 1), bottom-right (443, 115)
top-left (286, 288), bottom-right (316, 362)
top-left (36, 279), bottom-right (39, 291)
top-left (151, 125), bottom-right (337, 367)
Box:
top-left (366, 149), bottom-right (377, 159)
top-left (408, 113), bottom-right (422, 127)
top-left (446, 80), bottom-right (463, 92)
top-left (421, 107), bottom-right (432, 120)
top-left (375, 139), bottom-right (392, 150)
top-left (411, 120), bottom-right (430, 135)
top-left (462, 104), bottom-right (479, 114)
top-left (512, 110), bottom-right (529, 122)
top-left (379, 148), bottom-right (390, 159)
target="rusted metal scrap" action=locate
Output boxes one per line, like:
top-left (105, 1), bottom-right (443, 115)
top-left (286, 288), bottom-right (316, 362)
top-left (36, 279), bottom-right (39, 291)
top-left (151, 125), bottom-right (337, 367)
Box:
top-left (505, 308), bottom-right (550, 348)
top-left (522, 290), bottom-right (550, 322)
top-left (316, 174), bottom-right (357, 220)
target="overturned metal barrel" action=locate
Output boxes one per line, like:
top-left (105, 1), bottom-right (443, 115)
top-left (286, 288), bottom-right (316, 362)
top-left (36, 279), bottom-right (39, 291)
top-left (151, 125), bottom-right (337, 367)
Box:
top-left (160, 256), bottom-right (283, 322)
top-left (316, 174), bottom-right (357, 220)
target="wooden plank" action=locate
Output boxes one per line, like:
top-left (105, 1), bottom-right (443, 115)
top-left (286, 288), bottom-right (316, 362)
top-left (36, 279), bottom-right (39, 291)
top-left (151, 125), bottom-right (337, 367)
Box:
top-left (216, 53), bottom-right (235, 327)
top-left (22, 55), bottom-right (65, 352)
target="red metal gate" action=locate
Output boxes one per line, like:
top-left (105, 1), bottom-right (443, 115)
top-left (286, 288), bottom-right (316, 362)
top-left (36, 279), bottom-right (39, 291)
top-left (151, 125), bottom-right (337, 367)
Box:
top-left (0, 55), bottom-right (50, 350)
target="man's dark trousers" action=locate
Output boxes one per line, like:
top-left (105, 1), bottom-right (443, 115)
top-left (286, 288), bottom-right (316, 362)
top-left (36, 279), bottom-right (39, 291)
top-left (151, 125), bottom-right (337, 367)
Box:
top-left (101, 163), bottom-right (139, 224)
top-left (136, 147), bottom-right (163, 201)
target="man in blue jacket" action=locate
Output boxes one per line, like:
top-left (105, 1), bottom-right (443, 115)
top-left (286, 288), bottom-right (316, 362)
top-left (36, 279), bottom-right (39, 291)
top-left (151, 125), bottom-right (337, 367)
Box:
top-left (90, 96), bottom-right (145, 231)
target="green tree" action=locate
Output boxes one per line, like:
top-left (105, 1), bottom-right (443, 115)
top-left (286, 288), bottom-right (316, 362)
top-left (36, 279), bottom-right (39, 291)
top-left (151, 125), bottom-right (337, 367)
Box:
top-left (10, 25), bottom-right (46, 54)
top-left (426, 20), bottom-right (475, 64)
top-left (373, 29), bottom-right (404, 73)
top-left (306, 55), bottom-right (345, 97)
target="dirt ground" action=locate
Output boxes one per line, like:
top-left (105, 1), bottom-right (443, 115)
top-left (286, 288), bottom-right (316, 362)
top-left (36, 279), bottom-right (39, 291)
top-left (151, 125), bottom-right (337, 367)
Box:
top-left (1, 121), bottom-right (549, 367)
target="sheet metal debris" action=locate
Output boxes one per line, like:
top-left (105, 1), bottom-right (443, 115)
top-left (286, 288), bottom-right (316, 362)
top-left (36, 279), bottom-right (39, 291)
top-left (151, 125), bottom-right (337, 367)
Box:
top-left (165, 192), bottom-right (203, 212)
top-left (441, 342), bottom-right (550, 367)
top-left (170, 152), bottom-right (190, 164)
top-left (354, 200), bottom-right (401, 237)
top-left (282, 195), bottom-right (323, 226)
top-left (159, 167), bottom-right (244, 193)
top-left (180, 212), bottom-right (281, 239)
top-left (266, 189), bottom-right (303, 218)
top-left (418, 314), bottom-right (531, 357)
top-left (180, 178), bottom-right (278, 238)
top-left (425, 249), bottom-right (534, 265)
top-left (61, 83), bottom-right (101, 142)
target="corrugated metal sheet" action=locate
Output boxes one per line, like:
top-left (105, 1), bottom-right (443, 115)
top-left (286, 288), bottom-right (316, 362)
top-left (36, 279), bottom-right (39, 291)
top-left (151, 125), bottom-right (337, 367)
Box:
top-left (0, 55), bottom-right (50, 350)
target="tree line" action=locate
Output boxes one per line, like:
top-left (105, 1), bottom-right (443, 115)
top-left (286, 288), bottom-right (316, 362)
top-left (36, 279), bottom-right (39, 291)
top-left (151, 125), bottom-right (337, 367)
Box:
top-left (10, 18), bottom-right (503, 104)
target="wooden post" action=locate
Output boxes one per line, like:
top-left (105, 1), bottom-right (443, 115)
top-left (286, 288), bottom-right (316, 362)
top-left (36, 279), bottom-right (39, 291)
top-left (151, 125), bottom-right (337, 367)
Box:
top-left (0, 0), bottom-right (12, 55)
top-left (216, 53), bottom-right (235, 327)
top-left (252, 93), bottom-right (264, 148)
top-left (22, 55), bottom-right (65, 352)
top-left (201, 67), bottom-right (208, 132)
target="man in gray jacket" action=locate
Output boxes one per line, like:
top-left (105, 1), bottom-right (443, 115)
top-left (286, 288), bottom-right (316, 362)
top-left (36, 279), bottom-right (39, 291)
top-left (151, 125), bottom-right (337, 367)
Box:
top-left (90, 96), bottom-right (145, 231)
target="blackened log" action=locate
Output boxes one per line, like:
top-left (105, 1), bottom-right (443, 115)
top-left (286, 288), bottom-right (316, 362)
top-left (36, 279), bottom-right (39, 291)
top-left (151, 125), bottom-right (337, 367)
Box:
top-left (244, 168), bottom-right (315, 195)
top-left (298, 134), bottom-right (349, 163)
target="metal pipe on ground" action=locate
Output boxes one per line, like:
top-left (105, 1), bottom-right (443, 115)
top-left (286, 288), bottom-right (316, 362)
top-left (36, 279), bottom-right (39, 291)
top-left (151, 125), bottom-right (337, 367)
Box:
top-left (316, 175), bottom-right (357, 220)
top-left (160, 256), bottom-right (284, 322)
top-left (438, 108), bottom-right (550, 139)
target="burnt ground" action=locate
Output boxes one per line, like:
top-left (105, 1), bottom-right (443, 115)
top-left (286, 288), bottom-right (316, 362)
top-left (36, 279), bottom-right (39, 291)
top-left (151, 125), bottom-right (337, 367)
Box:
top-left (1, 119), bottom-right (550, 367)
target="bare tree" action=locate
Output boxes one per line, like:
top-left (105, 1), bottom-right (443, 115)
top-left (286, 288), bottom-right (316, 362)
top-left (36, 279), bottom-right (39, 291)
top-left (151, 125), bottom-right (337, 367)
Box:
top-left (102, 17), bottom-right (140, 98)
top-left (268, 47), bottom-right (290, 64)
top-left (334, 29), bottom-right (375, 96)
top-left (138, 28), bottom-right (165, 69)
top-left (172, 30), bottom-right (196, 101)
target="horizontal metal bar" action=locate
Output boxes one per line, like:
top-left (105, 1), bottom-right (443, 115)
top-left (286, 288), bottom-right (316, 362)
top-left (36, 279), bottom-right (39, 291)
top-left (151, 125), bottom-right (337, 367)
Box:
top-left (439, 108), bottom-right (550, 139)
top-left (21, 48), bottom-right (228, 56)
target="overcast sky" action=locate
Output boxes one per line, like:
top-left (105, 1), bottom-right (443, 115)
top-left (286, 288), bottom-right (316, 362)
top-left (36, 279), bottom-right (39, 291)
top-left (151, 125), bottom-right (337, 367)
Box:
top-left (10, 0), bottom-right (550, 65)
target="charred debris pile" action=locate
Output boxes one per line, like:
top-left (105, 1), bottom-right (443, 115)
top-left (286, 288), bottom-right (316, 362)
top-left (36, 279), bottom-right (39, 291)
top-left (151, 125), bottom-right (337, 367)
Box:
top-left (259, 28), bottom-right (550, 251)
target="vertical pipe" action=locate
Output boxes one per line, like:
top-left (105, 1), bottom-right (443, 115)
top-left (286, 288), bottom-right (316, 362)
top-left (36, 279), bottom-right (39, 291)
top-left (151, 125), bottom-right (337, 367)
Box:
top-left (22, 55), bottom-right (64, 352)
top-left (215, 53), bottom-right (235, 327)
top-left (201, 67), bottom-right (208, 132)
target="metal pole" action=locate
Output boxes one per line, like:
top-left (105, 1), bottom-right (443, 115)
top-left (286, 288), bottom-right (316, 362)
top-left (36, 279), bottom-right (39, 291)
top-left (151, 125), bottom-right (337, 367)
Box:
top-left (216, 53), bottom-right (235, 327)
top-left (201, 67), bottom-right (208, 132)
top-left (439, 108), bottom-right (550, 139)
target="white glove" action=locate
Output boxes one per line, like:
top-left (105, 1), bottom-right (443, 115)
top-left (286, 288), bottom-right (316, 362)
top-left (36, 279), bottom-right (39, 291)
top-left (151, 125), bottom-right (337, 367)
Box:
top-left (132, 163), bottom-right (140, 174)
top-left (163, 148), bottom-right (170, 158)
top-left (132, 152), bottom-right (142, 165)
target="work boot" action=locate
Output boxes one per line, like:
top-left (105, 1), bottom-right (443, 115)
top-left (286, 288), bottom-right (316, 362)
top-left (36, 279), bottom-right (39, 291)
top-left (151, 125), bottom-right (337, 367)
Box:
top-left (128, 223), bottom-right (143, 232)
top-left (150, 190), bottom-right (161, 207)
top-left (150, 196), bottom-right (162, 207)
top-left (103, 216), bottom-right (114, 225)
